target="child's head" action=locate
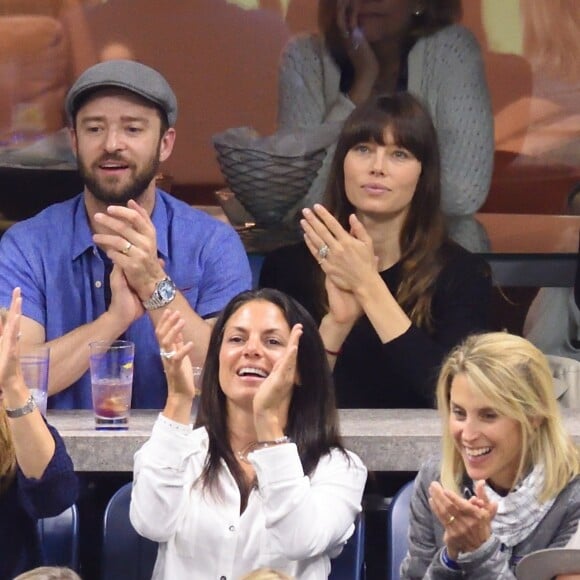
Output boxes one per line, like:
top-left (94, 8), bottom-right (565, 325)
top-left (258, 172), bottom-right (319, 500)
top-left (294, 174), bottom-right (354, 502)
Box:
top-left (13, 567), bottom-right (82, 580)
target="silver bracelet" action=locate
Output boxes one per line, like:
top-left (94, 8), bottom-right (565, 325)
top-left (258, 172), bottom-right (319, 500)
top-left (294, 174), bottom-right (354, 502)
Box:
top-left (5, 394), bottom-right (37, 419)
top-left (237, 436), bottom-right (292, 463)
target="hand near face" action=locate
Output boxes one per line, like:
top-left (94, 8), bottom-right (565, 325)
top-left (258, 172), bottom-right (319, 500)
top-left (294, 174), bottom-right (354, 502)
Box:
top-left (429, 481), bottom-right (497, 560)
top-left (252, 323), bottom-right (303, 437)
top-left (156, 309), bottom-right (195, 401)
top-left (337, 0), bottom-right (359, 35)
top-left (92, 199), bottom-right (166, 301)
top-left (336, 0), bottom-right (379, 103)
top-left (0, 288), bottom-right (25, 397)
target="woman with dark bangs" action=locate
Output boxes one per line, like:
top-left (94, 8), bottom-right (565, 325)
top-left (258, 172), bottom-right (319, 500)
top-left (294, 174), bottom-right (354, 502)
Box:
top-left (261, 92), bottom-right (492, 408)
top-left (277, 0), bottom-right (493, 216)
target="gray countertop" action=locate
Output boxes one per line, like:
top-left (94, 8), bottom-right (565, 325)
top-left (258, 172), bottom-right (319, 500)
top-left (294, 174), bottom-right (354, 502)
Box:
top-left (48, 408), bottom-right (580, 473)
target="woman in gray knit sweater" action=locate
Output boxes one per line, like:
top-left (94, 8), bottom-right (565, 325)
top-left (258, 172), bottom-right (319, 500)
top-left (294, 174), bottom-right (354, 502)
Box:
top-left (277, 0), bottom-right (494, 216)
top-left (401, 332), bottom-right (580, 579)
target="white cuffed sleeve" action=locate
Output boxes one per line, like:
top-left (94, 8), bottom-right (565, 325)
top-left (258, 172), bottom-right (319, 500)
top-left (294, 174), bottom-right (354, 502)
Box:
top-left (250, 445), bottom-right (367, 561)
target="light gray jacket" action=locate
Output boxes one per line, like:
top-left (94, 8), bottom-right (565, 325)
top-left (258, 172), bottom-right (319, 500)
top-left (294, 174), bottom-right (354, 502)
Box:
top-left (277, 25), bottom-right (494, 216)
top-left (400, 456), bottom-right (580, 579)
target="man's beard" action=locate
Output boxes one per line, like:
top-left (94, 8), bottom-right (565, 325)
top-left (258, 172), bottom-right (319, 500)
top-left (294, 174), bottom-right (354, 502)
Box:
top-left (78, 151), bottom-right (161, 206)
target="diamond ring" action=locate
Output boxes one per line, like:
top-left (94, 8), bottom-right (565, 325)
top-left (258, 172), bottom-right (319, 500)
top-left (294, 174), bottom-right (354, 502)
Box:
top-left (318, 244), bottom-right (329, 260)
top-left (159, 349), bottom-right (176, 360)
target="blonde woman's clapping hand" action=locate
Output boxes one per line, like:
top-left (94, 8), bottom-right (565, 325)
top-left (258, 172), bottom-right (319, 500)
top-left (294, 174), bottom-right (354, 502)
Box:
top-left (0, 288), bottom-right (26, 402)
top-left (429, 480), bottom-right (498, 559)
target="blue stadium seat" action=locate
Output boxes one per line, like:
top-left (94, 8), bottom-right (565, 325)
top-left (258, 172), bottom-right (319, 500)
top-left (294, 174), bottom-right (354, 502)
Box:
top-left (386, 480), bottom-right (414, 580)
top-left (329, 513), bottom-right (366, 580)
top-left (37, 504), bottom-right (79, 570)
top-left (101, 482), bottom-right (158, 580)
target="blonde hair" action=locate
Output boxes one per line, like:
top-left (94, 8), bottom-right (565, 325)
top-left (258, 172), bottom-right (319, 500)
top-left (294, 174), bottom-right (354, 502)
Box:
top-left (437, 332), bottom-right (580, 502)
top-left (240, 569), bottom-right (293, 580)
top-left (0, 306), bottom-right (16, 494)
top-left (0, 407), bottom-right (16, 494)
top-left (13, 567), bottom-right (82, 580)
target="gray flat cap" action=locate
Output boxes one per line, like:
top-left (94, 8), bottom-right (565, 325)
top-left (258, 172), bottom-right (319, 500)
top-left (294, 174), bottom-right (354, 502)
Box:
top-left (65, 60), bottom-right (178, 126)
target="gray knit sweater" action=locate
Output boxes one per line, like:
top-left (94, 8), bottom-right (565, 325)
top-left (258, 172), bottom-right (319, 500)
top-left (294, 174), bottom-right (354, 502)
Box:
top-left (277, 25), bottom-right (494, 216)
top-left (400, 456), bottom-right (580, 579)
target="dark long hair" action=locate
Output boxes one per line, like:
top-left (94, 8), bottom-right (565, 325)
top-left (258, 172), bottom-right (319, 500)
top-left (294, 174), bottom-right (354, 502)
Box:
top-left (325, 92), bottom-right (447, 329)
top-left (195, 289), bottom-right (345, 504)
top-left (318, 0), bottom-right (462, 92)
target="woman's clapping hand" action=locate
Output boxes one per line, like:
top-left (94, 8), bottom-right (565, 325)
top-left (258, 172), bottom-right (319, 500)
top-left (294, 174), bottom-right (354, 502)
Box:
top-left (429, 480), bottom-right (498, 559)
top-left (252, 323), bottom-right (302, 437)
top-left (0, 288), bottom-right (25, 399)
top-left (301, 204), bottom-right (377, 294)
top-left (156, 309), bottom-right (195, 402)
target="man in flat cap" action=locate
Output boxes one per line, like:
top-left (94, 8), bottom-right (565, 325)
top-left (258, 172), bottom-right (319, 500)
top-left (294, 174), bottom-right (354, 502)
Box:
top-left (0, 60), bottom-right (252, 410)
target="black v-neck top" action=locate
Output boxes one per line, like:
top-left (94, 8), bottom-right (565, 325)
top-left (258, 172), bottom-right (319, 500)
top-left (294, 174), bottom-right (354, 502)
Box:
top-left (260, 241), bottom-right (492, 408)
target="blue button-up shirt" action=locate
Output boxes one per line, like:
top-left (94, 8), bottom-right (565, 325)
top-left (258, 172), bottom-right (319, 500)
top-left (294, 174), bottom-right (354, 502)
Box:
top-left (0, 190), bottom-right (252, 409)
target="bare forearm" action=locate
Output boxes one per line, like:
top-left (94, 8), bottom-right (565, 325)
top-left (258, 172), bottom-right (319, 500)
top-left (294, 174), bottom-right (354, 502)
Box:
top-left (254, 415), bottom-right (285, 442)
top-left (319, 314), bottom-right (355, 369)
top-left (42, 311), bottom-right (130, 395)
top-left (162, 393), bottom-right (195, 426)
top-left (354, 275), bottom-right (411, 343)
top-left (347, 77), bottom-right (375, 106)
top-left (5, 383), bottom-right (55, 479)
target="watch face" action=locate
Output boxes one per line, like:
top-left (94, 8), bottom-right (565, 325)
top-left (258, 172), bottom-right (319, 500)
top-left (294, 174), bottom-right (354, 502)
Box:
top-left (158, 279), bottom-right (176, 301)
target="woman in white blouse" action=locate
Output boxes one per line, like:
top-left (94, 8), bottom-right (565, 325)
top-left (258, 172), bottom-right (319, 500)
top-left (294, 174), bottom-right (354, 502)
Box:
top-left (130, 288), bottom-right (367, 580)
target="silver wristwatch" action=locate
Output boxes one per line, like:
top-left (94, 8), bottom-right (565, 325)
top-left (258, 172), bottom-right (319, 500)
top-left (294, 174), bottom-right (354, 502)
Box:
top-left (142, 277), bottom-right (177, 310)
top-left (6, 394), bottom-right (37, 418)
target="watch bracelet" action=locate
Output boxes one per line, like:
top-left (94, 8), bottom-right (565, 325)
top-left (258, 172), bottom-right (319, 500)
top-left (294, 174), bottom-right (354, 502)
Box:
top-left (5, 394), bottom-right (37, 418)
top-left (142, 277), bottom-right (176, 310)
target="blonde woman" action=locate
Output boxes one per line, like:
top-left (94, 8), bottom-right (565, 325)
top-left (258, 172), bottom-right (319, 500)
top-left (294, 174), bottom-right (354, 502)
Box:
top-left (401, 332), bottom-right (580, 578)
top-left (0, 288), bottom-right (78, 579)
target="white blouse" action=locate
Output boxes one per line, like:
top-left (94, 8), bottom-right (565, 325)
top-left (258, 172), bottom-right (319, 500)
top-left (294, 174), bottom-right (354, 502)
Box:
top-left (130, 414), bottom-right (367, 580)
